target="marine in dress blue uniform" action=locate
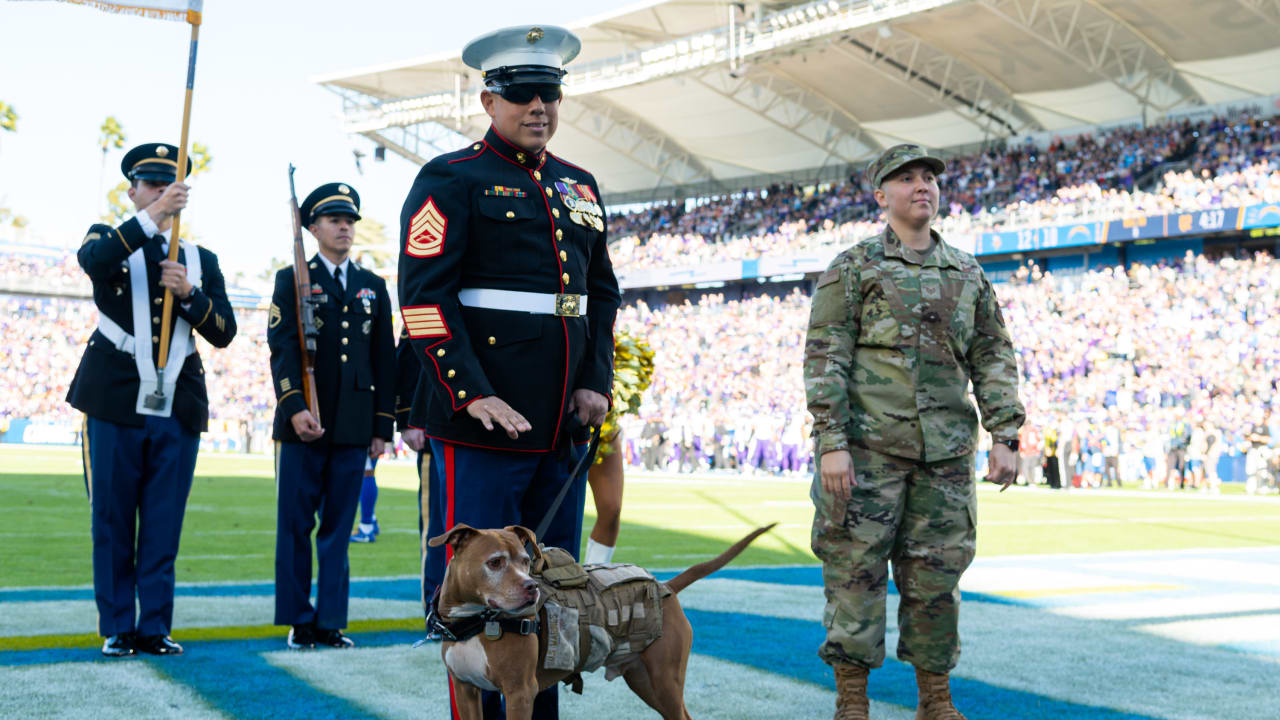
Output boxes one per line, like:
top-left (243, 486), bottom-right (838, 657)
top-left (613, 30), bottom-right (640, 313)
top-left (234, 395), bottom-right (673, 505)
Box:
top-left (397, 25), bottom-right (621, 720)
top-left (68, 142), bottom-right (237, 657)
top-left (268, 182), bottom-right (396, 650)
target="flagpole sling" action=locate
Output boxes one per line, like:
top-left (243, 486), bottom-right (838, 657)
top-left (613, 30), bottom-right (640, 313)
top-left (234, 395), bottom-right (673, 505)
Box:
top-left (148, 10), bottom-right (200, 409)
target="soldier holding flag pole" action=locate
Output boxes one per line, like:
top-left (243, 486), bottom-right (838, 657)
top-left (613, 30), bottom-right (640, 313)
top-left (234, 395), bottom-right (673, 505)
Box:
top-left (53, 0), bottom-right (229, 658)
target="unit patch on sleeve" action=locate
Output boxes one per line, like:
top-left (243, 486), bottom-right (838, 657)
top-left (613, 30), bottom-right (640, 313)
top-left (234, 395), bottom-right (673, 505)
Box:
top-left (269, 303), bottom-right (282, 328)
top-left (406, 196), bottom-right (447, 258)
top-left (401, 305), bottom-right (449, 338)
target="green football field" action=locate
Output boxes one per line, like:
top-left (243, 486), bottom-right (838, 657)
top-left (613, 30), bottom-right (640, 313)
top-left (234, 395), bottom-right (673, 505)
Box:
top-left (2, 444), bottom-right (1277, 589)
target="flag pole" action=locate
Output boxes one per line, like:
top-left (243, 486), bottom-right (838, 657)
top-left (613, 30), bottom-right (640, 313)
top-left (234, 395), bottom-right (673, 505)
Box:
top-left (152, 13), bottom-right (200, 395)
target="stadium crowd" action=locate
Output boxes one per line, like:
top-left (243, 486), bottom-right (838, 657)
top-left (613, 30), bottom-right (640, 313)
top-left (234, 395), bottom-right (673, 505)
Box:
top-left (3, 109), bottom-right (1278, 487)
top-left (3, 250), bottom-right (1277, 486)
top-left (615, 252), bottom-right (1279, 488)
top-left (0, 294), bottom-right (276, 452)
top-left (607, 111), bottom-right (1280, 272)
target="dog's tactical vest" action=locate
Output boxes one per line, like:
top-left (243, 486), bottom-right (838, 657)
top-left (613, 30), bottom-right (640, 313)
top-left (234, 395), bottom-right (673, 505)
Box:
top-left (532, 546), bottom-right (671, 689)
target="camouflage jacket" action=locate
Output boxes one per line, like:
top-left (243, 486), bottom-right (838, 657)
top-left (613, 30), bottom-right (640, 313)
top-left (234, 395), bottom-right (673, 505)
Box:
top-left (804, 227), bottom-right (1024, 462)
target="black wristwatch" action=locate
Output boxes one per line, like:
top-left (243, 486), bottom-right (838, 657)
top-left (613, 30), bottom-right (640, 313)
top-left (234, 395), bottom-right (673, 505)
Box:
top-left (996, 438), bottom-right (1020, 452)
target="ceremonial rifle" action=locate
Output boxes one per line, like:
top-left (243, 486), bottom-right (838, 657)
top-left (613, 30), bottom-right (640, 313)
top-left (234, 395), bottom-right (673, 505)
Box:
top-left (289, 165), bottom-right (321, 417)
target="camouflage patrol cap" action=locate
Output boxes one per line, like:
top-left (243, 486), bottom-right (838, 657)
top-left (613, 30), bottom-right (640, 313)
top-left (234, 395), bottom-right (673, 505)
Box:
top-left (866, 143), bottom-right (946, 187)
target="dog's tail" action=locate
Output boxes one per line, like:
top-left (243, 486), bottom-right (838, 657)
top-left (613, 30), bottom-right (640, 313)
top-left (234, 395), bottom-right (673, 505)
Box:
top-left (664, 523), bottom-right (777, 594)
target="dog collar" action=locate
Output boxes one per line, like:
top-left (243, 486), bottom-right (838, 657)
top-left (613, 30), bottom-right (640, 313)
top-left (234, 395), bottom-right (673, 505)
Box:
top-left (428, 588), bottom-right (540, 642)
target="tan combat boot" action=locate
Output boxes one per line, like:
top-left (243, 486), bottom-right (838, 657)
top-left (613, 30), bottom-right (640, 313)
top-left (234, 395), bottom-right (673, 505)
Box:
top-left (833, 664), bottom-right (870, 720)
top-left (914, 668), bottom-right (967, 720)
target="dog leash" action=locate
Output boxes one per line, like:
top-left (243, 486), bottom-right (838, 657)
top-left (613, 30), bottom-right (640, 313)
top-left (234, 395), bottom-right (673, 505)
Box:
top-left (533, 423), bottom-right (601, 545)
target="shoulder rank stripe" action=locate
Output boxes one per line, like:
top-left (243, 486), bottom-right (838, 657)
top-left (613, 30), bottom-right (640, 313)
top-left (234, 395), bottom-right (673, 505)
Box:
top-left (402, 305), bottom-right (449, 338)
top-left (406, 196), bottom-right (447, 258)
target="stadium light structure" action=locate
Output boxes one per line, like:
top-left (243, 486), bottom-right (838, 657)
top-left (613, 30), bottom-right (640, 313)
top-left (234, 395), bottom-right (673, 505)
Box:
top-left (328, 0), bottom-right (957, 138)
top-left (316, 0), bottom-right (1277, 202)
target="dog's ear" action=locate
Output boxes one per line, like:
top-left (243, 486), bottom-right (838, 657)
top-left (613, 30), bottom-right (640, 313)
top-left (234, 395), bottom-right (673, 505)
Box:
top-left (428, 523), bottom-right (479, 549)
top-left (504, 525), bottom-right (543, 563)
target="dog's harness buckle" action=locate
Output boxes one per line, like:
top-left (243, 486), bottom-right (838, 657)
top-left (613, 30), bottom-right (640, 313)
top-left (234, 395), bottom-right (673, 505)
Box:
top-left (428, 588), bottom-right (540, 643)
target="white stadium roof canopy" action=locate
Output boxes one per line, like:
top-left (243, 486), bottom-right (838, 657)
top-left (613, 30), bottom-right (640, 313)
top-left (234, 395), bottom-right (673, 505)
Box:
top-left (314, 0), bottom-right (1280, 204)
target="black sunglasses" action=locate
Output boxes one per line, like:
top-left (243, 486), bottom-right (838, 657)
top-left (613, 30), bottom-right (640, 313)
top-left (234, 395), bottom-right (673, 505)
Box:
top-left (496, 84), bottom-right (562, 105)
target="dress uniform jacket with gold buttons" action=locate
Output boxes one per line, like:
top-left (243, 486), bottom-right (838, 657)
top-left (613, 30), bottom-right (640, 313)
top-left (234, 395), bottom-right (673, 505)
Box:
top-left (268, 255), bottom-right (396, 446)
top-left (397, 127), bottom-right (621, 452)
top-left (67, 217), bottom-right (237, 435)
top-left (394, 326), bottom-right (421, 434)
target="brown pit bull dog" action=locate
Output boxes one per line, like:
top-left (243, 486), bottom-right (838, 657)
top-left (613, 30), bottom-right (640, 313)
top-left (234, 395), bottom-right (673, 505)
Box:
top-left (427, 523), bottom-right (776, 719)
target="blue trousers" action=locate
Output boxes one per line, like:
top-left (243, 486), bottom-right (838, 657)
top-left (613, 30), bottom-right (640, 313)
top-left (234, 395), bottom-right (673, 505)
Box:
top-left (274, 441), bottom-right (366, 629)
top-left (82, 415), bottom-right (199, 638)
top-left (359, 456), bottom-right (379, 525)
top-left (428, 439), bottom-right (589, 720)
top-left (417, 449), bottom-right (441, 618)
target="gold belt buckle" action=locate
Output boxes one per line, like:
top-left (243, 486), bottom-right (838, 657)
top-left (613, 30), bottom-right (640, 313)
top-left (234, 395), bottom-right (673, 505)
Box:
top-left (554, 293), bottom-right (580, 317)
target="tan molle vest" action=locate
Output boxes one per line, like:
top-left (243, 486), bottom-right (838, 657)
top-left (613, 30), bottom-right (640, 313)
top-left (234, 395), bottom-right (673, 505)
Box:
top-left (532, 546), bottom-right (671, 689)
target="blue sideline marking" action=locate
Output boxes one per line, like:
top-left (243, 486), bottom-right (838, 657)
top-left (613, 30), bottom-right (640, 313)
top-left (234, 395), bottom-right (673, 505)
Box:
top-left (653, 566), bottom-right (1030, 607)
top-left (682, 607), bottom-right (1165, 720)
top-left (0, 578), bottom-right (421, 604)
top-left (3, 614), bottom-right (1165, 720)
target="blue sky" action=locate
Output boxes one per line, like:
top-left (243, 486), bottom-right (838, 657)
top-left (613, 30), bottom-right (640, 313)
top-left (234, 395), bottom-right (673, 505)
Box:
top-left (0, 0), bottom-right (636, 280)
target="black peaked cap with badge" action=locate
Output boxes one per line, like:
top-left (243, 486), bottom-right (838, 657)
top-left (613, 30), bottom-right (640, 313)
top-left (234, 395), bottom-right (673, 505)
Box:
top-left (396, 24), bottom-right (621, 453)
top-left (121, 142), bottom-right (192, 183)
top-left (270, 181), bottom-right (393, 446)
top-left (301, 182), bottom-right (361, 226)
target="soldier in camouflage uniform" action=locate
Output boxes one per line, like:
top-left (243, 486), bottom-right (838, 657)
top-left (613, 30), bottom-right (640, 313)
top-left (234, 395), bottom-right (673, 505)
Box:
top-left (804, 144), bottom-right (1024, 720)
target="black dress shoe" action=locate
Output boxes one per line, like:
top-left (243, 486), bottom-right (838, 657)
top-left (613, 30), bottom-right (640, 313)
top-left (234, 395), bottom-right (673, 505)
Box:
top-left (287, 624), bottom-right (316, 650)
top-left (315, 628), bottom-right (354, 649)
top-left (137, 634), bottom-right (184, 655)
top-left (101, 633), bottom-right (136, 657)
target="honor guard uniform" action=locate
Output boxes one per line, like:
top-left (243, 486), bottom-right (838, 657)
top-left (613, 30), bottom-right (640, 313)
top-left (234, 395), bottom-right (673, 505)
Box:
top-left (398, 25), bottom-right (620, 719)
top-left (268, 182), bottom-right (396, 650)
top-left (68, 142), bottom-right (237, 657)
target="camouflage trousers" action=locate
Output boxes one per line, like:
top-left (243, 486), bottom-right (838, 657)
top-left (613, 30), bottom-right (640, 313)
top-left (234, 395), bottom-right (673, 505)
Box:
top-left (811, 445), bottom-right (976, 673)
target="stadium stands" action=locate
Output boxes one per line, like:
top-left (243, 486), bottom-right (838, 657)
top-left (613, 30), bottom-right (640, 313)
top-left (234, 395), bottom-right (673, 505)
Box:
top-left (2, 111), bottom-right (1277, 486)
top-left (607, 111), bottom-right (1280, 273)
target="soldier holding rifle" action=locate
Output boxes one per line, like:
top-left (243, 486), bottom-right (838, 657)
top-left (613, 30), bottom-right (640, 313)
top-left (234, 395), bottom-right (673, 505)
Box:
top-left (268, 179), bottom-right (396, 650)
top-left (68, 142), bottom-right (237, 658)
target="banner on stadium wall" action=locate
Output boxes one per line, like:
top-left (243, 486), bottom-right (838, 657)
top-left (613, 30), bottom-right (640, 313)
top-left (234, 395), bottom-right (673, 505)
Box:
top-left (978, 203), bottom-right (1280, 257)
top-left (756, 250), bottom-right (841, 278)
top-left (978, 222), bottom-right (1106, 255)
top-left (1105, 208), bottom-right (1236, 242)
top-left (617, 259), bottom-right (744, 289)
top-left (1239, 203), bottom-right (1280, 230)
top-left (0, 420), bottom-right (79, 445)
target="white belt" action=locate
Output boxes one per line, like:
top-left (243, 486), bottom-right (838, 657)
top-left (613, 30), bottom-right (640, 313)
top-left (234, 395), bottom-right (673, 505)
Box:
top-left (97, 314), bottom-right (196, 358)
top-left (458, 288), bottom-right (588, 317)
